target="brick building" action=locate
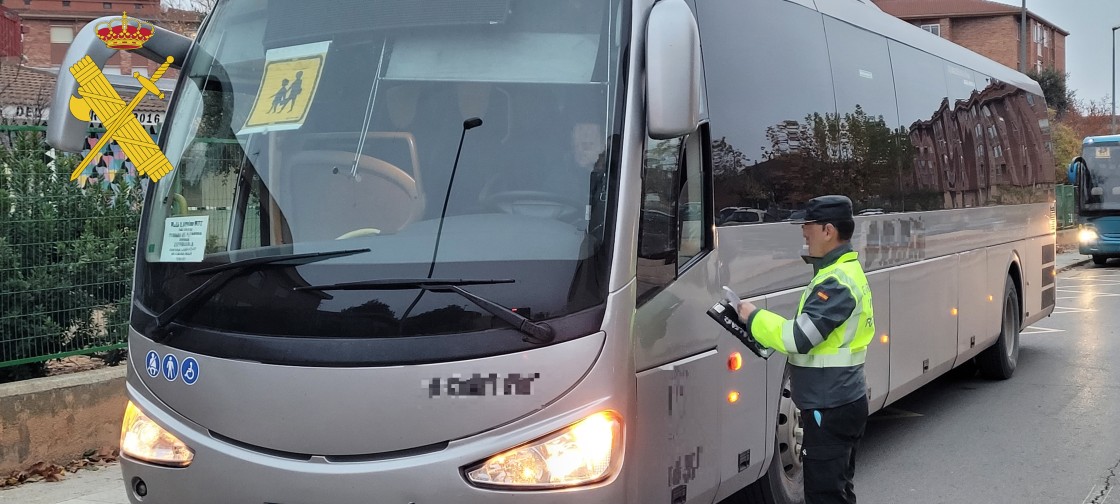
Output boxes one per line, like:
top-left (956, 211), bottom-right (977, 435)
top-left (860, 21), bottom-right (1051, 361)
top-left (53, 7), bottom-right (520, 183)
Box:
top-left (873, 0), bottom-right (1067, 74)
top-left (0, 0), bottom-right (199, 76)
top-left (0, 6), bottom-right (20, 60)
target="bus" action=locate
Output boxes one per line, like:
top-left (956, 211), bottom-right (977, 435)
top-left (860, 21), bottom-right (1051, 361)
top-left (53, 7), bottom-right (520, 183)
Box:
top-left (1069, 135), bottom-right (1120, 265)
top-left (47, 0), bottom-right (1056, 502)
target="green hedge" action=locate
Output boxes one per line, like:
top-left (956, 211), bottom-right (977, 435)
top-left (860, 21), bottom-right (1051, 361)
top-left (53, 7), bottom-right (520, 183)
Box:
top-left (0, 130), bottom-right (142, 381)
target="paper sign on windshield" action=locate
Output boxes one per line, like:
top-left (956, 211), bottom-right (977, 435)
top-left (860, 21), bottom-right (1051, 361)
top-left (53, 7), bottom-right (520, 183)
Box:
top-left (239, 41), bottom-right (330, 135)
top-left (160, 216), bottom-right (210, 262)
top-left (1096, 147), bottom-right (1112, 159)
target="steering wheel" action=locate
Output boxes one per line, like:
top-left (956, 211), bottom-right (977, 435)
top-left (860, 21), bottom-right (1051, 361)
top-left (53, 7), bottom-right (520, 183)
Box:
top-left (336, 228), bottom-right (381, 240)
top-left (482, 190), bottom-right (585, 222)
top-left (287, 150), bottom-right (421, 237)
top-left (289, 150), bottom-right (418, 197)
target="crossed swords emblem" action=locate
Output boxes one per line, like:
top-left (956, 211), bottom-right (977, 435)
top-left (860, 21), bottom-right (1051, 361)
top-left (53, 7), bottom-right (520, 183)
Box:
top-left (67, 54), bottom-right (175, 182)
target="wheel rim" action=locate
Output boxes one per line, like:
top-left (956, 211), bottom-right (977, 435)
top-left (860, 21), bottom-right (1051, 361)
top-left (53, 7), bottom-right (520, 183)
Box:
top-left (1003, 293), bottom-right (1018, 359)
top-left (776, 376), bottom-right (803, 481)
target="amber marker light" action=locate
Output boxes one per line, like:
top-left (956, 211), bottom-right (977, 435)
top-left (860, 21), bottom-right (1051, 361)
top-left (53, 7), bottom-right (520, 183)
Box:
top-left (988, 295), bottom-right (994, 302)
top-left (728, 391), bottom-right (740, 403)
top-left (728, 352), bottom-right (743, 371)
top-left (951, 308), bottom-right (959, 316)
top-left (880, 334), bottom-right (889, 344)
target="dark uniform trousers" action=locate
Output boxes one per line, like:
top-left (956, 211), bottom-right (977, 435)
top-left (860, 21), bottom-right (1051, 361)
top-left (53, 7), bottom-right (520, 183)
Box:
top-left (802, 395), bottom-right (868, 504)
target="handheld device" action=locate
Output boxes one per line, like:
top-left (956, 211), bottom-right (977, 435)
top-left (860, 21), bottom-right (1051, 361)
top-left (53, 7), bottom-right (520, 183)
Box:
top-left (706, 287), bottom-right (773, 359)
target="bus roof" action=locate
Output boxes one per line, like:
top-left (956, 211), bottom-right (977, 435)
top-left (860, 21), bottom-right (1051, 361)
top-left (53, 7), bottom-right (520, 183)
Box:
top-left (1084, 135), bottom-right (1120, 145)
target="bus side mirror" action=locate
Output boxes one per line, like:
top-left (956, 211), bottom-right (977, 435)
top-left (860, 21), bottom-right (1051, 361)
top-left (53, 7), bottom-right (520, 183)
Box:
top-left (1068, 157), bottom-right (1085, 185)
top-left (47, 15), bottom-right (192, 153)
top-left (645, 0), bottom-right (701, 140)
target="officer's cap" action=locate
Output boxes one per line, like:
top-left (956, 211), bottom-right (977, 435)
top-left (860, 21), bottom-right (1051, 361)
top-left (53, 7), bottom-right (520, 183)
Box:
top-left (789, 195), bottom-right (854, 225)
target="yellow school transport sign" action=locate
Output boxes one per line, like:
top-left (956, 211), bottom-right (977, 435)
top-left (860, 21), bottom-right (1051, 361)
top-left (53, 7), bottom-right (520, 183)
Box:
top-left (241, 41), bottom-right (330, 134)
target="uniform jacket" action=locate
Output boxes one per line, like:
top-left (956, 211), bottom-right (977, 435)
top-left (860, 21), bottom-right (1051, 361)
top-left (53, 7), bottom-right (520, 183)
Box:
top-left (744, 243), bottom-right (875, 409)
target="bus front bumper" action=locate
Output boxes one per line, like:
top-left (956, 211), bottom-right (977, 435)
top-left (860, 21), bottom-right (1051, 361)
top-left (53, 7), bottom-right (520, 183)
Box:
top-left (119, 392), bottom-right (627, 504)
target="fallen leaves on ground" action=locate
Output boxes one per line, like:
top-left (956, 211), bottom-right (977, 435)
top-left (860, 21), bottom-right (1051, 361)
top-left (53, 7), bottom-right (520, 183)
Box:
top-left (0, 447), bottom-right (119, 489)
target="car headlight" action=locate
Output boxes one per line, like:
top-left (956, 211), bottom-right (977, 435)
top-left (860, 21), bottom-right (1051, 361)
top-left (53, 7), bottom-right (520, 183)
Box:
top-left (1079, 228), bottom-right (1099, 243)
top-left (464, 411), bottom-right (622, 489)
top-left (121, 401), bottom-right (194, 467)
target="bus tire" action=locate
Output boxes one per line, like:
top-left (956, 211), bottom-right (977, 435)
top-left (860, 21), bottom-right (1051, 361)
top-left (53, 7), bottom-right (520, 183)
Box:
top-left (733, 368), bottom-right (804, 504)
top-left (978, 275), bottom-right (1020, 380)
top-left (1092, 255), bottom-right (1107, 265)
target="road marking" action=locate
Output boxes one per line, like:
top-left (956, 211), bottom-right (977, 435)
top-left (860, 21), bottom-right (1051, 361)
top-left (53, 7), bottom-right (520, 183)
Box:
top-left (1083, 486), bottom-right (1097, 504)
top-left (1055, 290), bottom-right (1120, 298)
top-left (1052, 306), bottom-right (1098, 315)
top-left (1021, 326), bottom-right (1064, 335)
top-left (1082, 484), bottom-right (1116, 504)
top-left (1057, 283), bottom-right (1120, 290)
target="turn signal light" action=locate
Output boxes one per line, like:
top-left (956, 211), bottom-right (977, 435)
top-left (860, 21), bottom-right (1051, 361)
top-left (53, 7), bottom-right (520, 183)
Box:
top-left (464, 411), bottom-right (622, 489)
top-left (728, 352), bottom-right (742, 371)
top-left (121, 401), bottom-right (193, 467)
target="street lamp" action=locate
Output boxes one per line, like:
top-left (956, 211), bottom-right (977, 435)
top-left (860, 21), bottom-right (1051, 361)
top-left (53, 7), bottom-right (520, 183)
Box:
top-left (1114, 25), bottom-right (1120, 135)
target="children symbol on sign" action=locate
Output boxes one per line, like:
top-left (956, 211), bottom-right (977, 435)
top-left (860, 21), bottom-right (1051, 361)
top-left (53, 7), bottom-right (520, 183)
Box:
top-left (269, 79), bottom-right (290, 113)
top-left (285, 71), bottom-right (304, 112)
top-left (268, 71), bottom-right (305, 114)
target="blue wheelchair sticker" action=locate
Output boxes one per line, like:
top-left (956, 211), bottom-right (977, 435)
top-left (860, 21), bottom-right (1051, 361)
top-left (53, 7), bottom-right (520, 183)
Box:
top-left (145, 351), bottom-right (160, 378)
top-left (180, 357), bottom-right (199, 385)
top-left (162, 354), bottom-right (179, 382)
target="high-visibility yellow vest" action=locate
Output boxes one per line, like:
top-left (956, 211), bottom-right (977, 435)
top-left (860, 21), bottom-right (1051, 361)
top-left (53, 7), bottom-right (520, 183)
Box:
top-left (749, 250), bottom-right (874, 368)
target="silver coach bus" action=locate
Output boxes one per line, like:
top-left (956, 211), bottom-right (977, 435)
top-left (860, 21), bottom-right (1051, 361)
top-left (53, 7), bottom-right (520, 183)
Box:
top-left (48, 0), bottom-right (1056, 502)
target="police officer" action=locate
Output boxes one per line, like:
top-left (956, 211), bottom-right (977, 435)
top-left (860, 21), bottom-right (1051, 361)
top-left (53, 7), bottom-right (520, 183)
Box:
top-left (736, 195), bottom-right (874, 504)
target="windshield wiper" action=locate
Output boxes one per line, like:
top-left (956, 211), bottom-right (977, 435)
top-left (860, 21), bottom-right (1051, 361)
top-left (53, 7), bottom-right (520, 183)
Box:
top-left (295, 278), bottom-right (555, 344)
top-left (148, 248), bottom-right (370, 340)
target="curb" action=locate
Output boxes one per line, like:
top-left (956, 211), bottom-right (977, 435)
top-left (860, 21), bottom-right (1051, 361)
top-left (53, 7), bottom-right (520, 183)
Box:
top-left (1057, 258), bottom-right (1091, 273)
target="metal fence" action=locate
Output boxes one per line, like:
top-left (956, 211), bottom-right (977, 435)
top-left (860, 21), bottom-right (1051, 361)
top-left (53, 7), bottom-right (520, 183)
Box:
top-left (1, 125), bottom-right (144, 375)
top-left (1056, 184), bottom-right (1075, 229)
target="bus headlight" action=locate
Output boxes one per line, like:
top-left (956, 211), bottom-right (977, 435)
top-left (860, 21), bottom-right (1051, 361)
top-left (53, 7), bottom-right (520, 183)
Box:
top-left (1079, 228), bottom-right (1099, 243)
top-left (464, 411), bottom-right (622, 489)
top-left (121, 401), bottom-right (194, 467)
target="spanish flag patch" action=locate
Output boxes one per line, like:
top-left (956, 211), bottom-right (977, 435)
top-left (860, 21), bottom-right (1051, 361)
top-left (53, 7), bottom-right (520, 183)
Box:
top-left (816, 290), bottom-right (830, 302)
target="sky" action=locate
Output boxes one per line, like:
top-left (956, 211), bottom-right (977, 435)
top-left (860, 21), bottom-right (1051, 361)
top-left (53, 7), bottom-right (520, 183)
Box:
top-left (990, 0), bottom-right (1118, 105)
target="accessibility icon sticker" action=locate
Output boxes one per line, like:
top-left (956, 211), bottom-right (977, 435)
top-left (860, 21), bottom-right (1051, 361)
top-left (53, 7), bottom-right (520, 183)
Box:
top-left (145, 350), bottom-right (160, 378)
top-left (239, 41), bottom-right (330, 135)
top-left (180, 357), bottom-right (200, 385)
top-left (162, 353), bottom-right (179, 382)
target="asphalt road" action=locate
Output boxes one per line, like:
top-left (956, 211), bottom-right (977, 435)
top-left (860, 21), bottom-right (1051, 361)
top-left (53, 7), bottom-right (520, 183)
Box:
top-left (854, 262), bottom-right (1120, 504)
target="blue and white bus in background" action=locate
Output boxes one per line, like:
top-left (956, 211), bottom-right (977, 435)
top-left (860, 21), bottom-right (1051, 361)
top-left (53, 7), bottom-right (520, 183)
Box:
top-left (1070, 135), bottom-right (1120, 265)
top-left (48, 0), bottom-right (1055, 502)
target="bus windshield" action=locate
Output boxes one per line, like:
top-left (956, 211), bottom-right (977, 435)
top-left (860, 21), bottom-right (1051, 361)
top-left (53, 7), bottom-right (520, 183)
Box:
top-left (135, 0), bottom-right (624, 345)
top-left (1078, 142), bottom-right (1120, 212)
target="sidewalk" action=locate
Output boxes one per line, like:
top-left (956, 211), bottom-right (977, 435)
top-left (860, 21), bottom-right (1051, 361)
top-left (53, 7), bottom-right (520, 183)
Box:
top-left (0, 248), bottom-right (1094, 504)
top-left (0, 464), bottom-right (126, 504)
top-left (1057, 247), bottom-right (1091, 272)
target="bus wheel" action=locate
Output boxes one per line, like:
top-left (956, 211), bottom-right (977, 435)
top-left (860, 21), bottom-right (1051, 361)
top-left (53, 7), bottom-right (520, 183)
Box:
top-left (978, 275), bottom-right (1020, 380)
top-left (1093, 255), bottom-right (1107, 265)
top-left (735, 369), bottom-right (804, 504)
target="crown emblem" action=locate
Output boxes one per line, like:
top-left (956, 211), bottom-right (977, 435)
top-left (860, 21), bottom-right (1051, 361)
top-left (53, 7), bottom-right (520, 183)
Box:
top-left (95, 12), bottom-right (154, 51)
